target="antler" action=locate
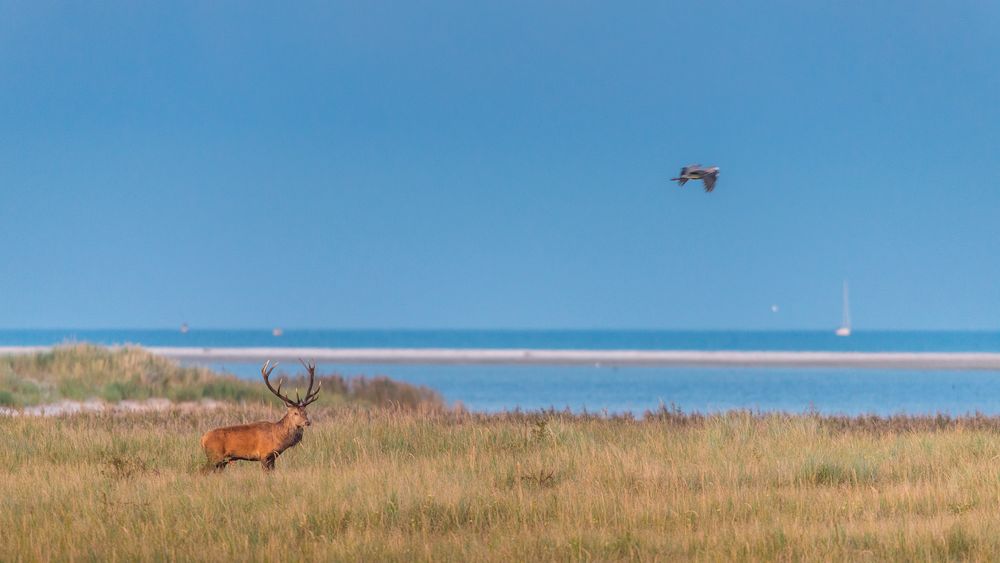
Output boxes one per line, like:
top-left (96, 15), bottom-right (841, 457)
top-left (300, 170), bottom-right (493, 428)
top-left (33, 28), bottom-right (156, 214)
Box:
top-left (261, 360), bottom-right (296, 407)
top-left (261, 359), bottom-right (322, 407)
top-left (298, 359), bottom-right (322, 407)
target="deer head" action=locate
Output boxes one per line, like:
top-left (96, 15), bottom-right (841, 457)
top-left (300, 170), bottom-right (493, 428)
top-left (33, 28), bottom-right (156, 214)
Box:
top-left (261, 359), bottom-right (322, 427)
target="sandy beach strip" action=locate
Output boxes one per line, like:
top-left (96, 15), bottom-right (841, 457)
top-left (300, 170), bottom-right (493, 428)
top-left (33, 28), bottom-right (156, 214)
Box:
top-left (3, 346), bottom-right (1000, 370)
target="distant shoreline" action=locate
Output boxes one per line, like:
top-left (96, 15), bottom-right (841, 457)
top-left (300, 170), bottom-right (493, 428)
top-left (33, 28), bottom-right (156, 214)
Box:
top-left (5, 345), bottom-right (1000, 370)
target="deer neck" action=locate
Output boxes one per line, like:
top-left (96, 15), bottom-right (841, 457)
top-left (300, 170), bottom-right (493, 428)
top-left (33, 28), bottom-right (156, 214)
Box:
top-left (275, 412), bottom-right (305, 450)
top-left (276, 411), bottom-right (297, 430)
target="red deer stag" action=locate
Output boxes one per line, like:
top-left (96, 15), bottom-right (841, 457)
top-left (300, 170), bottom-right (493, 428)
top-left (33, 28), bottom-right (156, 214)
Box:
top-left (201, 360), bottom-right (321, 472)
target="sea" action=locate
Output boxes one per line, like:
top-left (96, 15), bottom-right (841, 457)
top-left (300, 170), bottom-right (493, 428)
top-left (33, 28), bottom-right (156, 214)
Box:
top-left (7, 329), bottom-right (1000, 416)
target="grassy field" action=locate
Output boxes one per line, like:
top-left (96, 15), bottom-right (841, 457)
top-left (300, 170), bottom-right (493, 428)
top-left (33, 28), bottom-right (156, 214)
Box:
top-left (6, 406), bottom-right (1000, 561)
top-left (4, 347), bottom-right (1000, 560)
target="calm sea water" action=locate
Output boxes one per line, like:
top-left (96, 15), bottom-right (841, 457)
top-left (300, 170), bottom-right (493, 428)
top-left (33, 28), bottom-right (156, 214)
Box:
top-left (7, 329), bottom-right (1000, 415)
top-left (7, 328), bottom-right (1000, 351)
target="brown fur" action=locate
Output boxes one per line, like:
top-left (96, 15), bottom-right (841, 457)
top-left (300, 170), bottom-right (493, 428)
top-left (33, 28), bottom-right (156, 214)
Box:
top-left (201, 407), bottom-right (310, 471)
top-left (201, 360), bottom-right (321, 472)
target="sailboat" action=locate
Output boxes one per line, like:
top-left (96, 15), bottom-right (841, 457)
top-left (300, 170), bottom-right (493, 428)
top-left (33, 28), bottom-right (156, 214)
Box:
top-left (835, 281), bottom-right (851, 337)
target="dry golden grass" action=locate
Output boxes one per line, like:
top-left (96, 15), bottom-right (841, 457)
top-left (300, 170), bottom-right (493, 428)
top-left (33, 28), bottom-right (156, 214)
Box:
top-left (4, 407), bottom-right (1000, 561)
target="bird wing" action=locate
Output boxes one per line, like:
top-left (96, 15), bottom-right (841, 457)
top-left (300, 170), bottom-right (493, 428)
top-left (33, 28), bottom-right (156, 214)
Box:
top-left (677, 178), bottom-right (688, 186)
top-left (702, 173), bottom-right (717, 192)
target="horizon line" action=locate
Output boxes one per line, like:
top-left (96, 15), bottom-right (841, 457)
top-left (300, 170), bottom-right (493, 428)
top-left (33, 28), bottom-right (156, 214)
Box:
top-left (2, 327), bottom-right (1000, 333)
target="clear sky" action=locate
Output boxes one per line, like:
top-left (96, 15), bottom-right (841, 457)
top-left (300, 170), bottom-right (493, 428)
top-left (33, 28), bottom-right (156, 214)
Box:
top-left (2, 1), bottom-right (999, 330)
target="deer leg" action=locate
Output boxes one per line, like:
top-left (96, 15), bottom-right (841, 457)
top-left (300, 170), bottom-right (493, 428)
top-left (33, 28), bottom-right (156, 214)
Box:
top-left (200, 458), bottom-right (228, 474)
top-left (262, 453), bottom-right (277, 472)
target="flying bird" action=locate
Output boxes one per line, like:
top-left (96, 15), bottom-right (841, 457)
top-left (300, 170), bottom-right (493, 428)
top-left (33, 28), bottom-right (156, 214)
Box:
top-left (671, 164), bottom-right (720, 192)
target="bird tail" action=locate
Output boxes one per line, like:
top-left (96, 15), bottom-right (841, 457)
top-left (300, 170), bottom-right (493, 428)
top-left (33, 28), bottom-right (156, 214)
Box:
top-left (671, 177), bottom-right (688, 186)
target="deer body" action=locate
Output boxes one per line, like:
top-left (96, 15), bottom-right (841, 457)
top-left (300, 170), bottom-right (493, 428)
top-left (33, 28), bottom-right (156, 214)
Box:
top-left (201, 360), bottom-right (320, 472)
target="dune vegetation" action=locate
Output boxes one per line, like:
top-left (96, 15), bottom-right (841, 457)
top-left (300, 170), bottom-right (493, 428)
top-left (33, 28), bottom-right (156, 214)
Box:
top-left (5, 403), bottom-right (1000, 560)
top-left (0, 344), bottom-right (443, 410)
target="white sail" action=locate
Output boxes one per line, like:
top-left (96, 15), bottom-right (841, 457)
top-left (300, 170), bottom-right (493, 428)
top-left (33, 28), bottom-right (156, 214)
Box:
top-left (836, 281), bottom-right (851, 336)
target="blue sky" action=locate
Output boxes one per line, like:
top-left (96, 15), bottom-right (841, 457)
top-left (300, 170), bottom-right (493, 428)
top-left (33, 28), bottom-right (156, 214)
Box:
top-left (2, 1), bottom-right (999, 330)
